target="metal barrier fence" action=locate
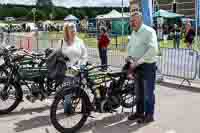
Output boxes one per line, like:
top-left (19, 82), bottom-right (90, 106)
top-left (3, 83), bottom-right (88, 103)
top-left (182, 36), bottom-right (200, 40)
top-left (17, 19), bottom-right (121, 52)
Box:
top-left (0, 32), bottom-right (129, 50)
top-left (157, 48), bottom-right (198, 80)
top-left (0, 33), bottom-right (126, 68)
top-left (87, 47), bottom-right (126, 68)
top-left (157, 48), bottom-right (199, 86)
top-left (1, 34), bottom-right (200, 86)
top-left (0, 33), bottom-right (63, 50)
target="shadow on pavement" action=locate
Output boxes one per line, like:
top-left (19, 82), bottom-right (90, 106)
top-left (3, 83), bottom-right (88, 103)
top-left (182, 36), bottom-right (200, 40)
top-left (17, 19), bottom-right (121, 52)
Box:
top-left (14, 111), bottom-right (147, 133)
top-left (14, 114), bottom-right (51, 132)
top-left (0, 105), bottom-right (50, 118)
top-left (80, 112), bottom-right (145, 133)
top-left (159, 81), bottom-right (200, 93)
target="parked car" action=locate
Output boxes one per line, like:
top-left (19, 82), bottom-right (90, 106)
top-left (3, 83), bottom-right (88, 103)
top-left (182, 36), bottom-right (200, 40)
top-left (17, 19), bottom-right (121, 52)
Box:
top-left (5, 17), bottom-right (15, 22)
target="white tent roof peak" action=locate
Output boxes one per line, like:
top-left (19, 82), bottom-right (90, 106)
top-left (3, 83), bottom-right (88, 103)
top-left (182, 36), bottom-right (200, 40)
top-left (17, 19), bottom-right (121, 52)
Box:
top-left (96, 9), bottom-right (129, 20)
top-left (64, 14), bottom-right (78, 21)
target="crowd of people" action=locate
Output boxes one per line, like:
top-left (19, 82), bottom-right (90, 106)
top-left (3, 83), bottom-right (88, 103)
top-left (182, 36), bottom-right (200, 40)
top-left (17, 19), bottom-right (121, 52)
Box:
top-left (160, 22), bottom-right (196, 49)
top-left (0, 22), bottom-right (64, 33)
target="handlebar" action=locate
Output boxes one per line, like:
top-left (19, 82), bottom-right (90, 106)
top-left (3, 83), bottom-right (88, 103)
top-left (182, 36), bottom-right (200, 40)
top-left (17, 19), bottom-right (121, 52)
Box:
top-left (66, 64), bottom-right (111, 73)
top-left (87, 64), bottom-right (110, 71)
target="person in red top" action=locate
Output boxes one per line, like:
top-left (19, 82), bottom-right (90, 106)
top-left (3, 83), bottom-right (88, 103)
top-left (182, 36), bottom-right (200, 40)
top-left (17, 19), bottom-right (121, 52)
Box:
top-left (98, 27), bottom-right (110, 70)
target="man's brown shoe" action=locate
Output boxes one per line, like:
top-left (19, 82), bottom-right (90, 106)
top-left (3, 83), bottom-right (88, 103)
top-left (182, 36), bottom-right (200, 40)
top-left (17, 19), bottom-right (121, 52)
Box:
top-left (143, 115), bottom-right (154, 124)
top-left (128, 113), bottom-right (144, 121)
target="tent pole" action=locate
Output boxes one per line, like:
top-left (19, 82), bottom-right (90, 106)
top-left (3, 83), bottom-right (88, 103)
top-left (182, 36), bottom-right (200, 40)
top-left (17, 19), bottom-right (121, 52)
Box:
top-left (195, 0), bottom-right (199, 49)
top-left (121, 0), bottom-right (124, 49)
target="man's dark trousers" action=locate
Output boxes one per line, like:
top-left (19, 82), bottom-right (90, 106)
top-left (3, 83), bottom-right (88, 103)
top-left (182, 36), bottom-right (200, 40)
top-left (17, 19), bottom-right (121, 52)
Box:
top-left (99, 47), bottom-right (108, 69)
top-left (135, 63), bottom-right (156, 116)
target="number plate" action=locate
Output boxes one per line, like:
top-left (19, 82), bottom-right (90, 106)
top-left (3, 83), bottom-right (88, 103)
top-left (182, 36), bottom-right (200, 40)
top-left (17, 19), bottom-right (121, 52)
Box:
top-left (65, 69), bottom-right (78, 77)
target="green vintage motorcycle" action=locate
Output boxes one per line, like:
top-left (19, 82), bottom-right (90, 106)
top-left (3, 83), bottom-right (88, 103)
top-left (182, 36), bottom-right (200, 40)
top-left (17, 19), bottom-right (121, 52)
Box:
top-left (0, 47), bottom-right (61, 114)
top-left (50, 60), bottom-right (136, 133)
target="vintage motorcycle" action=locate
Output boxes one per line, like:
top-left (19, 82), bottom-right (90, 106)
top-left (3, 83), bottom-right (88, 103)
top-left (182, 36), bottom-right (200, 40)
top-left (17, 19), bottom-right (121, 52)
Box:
top-left (0, 46), bottom-right (60, 114)
top-left (50, 57), bottom-right (137, 133)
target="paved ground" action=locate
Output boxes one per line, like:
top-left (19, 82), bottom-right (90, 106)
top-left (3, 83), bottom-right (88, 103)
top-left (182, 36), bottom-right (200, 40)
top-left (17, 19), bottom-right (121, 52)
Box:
top-left (1, 83), bottom-right (200, 133)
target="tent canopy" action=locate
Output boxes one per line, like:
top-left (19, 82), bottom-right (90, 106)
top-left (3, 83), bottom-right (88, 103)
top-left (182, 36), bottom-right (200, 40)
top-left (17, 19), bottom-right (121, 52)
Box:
top-left (96, 9), bottom-right (129, 20)
top-left (154, 9), bottom-right (184, 18)
top-left (64, 15), bottom-right (79, 21)
top-left (112, 20), bottom-right (130, 35)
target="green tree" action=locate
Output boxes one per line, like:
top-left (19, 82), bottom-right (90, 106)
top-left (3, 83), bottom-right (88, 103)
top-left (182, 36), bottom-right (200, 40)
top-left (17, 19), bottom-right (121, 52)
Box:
top-left (36, 10), bottom-right (47, 20)
top-left (27, 9), bottom-right (47, 21)
top-left (36, 0), bottom-right (53, 7)
top-left (79, 10), bottom-right (86, 19)
top-left (54, 7), bottom-right (68, 20)
top-left (12, 7), bottom-right (28, 18)
top-left (0, 4), bottom-right (131, 20)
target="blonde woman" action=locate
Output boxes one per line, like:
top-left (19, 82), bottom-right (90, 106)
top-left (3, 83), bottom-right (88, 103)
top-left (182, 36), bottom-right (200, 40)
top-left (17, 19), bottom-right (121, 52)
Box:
top-left (62, 22), bottom-right (87, 66)
top-left (62, 22), bottom-right (88, 114)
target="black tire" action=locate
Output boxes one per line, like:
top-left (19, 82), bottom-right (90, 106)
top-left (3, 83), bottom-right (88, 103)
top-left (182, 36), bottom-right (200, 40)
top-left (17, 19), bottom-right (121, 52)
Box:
top-left (0, 66), bottom-right (9, 77)
top-left (0, 81), bottom-right (23, 115)
top-left (50, 87), bottom-right (89, 133)
top-left (121, 80), bottom-right (136, 108)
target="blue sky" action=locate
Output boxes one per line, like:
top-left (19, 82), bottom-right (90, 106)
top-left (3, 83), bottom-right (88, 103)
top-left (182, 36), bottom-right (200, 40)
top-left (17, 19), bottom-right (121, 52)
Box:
top-left (1, 0), bottom-right (130, 7)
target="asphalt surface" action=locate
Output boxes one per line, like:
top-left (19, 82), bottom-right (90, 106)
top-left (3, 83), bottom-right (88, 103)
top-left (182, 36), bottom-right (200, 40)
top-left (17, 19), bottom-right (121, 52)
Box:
top-left (1, 84), bottom-right (200, 133)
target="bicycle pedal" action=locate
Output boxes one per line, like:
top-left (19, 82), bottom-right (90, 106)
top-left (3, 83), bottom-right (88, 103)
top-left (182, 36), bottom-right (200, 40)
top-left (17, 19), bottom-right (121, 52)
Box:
top-left (89, 115), bottom-right (96, 118)
top-left (111, 109), bottom-right (117, 113)
top-left (137, 118), bottom-right (144, 124)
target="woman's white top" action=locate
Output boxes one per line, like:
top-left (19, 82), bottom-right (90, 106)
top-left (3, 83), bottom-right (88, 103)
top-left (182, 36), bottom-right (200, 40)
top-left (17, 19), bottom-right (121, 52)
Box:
top-left (61, 36), bottom-right (88, 66)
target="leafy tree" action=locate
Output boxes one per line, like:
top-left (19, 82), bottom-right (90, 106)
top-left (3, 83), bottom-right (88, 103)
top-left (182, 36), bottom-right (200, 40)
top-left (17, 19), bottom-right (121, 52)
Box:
top-left (26, 9), bottom-right (47, 21)
top-left (54, 7), bottom-right (68, 20)
top-left (0, 4), bottom-right (130, 20)
top-left (36, 0), bottom-right (53, 7)
top-left (12, 7), bottom-right (29, 18)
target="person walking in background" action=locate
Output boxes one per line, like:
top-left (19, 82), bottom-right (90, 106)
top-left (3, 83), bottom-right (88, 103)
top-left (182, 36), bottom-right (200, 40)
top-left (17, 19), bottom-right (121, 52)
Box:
top-left (98, 27), bottom-right (110, 71)
top-left (173, 24), bottom-right (181, 48)
top-left (185, 22), bottom-right (195, 49)
top-left (162, 24), bottom-right (168, 42)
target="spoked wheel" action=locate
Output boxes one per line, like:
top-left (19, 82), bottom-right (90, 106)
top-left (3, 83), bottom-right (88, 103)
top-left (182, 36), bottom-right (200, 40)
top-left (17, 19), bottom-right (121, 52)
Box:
top-left (0, 81), bottom-right (22, 114)
top-left (121, 79), bottom-right (136, 108)
top-left (50, 87), bottom-right (90, 133)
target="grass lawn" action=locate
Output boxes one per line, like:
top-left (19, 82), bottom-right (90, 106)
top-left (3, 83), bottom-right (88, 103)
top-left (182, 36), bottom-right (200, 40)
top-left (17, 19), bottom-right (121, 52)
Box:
top-left (48, 32), bottom-right (200, 52)
top-left (159, 40), bottom-right (187, 48)
top-left (160, 39), bottom-right (200, 51)
top-left (48, 32), bottom-right (129, 49)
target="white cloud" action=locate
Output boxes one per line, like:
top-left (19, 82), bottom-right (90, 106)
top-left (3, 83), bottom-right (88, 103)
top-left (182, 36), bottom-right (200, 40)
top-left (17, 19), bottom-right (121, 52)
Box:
top-left (1, 0), bottom-right (130, 7)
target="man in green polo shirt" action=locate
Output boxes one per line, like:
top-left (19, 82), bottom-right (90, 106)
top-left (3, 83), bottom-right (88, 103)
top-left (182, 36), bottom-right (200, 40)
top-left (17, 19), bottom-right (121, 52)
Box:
top-left (127, 12), bottom-right (158, 123)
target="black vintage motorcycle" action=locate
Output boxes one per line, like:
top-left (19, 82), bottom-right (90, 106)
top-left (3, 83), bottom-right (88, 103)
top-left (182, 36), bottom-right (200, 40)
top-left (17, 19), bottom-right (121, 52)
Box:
top-left (50, 58), bottom-right (136, 133)
top-left (0, 46), bottom-right (60, 114)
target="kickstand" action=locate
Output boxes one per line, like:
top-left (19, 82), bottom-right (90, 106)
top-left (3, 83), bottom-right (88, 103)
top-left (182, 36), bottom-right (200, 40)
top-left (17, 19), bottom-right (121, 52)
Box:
top-left (121, 106), bottom-right (124, 113)
top-left (89, 115), bottom-right (96, 118)
top-left (131, 105), bottom-right (134, 113)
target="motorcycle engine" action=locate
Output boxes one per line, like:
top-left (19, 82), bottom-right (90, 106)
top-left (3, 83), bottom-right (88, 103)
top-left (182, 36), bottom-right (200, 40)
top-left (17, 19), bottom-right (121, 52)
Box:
top-left (26, 83), bottom-right (45, 102)
top-left (95, 81), bottom-right (122, 113)
top-left (100, 96), bottom-right (120, 113)
top-left (95, 82), bottom-right (121, 113)
top-left (30, 83), bottom-right (40, 94)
